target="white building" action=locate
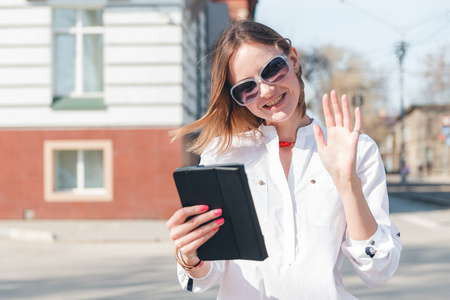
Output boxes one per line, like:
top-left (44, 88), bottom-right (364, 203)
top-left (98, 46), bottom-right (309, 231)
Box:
top-left (0, 0), bottom-right (229, 219)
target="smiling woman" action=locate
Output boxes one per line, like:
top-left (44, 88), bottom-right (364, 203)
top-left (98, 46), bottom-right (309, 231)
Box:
top-left (167, 20), bottom-right (402, 299)
top-left (227, 43), bottom-right (304, 127)
top-left (171, 21), bottom-right (306, 155)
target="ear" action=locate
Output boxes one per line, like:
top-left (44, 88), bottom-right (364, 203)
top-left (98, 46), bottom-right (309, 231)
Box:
top-left (289, 47), bottom-right (300, 71)
top-left (290, 46), bottom-right (299, 57)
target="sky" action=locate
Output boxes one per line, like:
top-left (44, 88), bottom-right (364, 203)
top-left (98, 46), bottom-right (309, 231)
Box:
top-left (255, 0), bottom-right (450, 115)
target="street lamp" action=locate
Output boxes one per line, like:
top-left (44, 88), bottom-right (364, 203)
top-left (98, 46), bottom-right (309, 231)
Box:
top-left (395, 41), bottom-right (407, 184)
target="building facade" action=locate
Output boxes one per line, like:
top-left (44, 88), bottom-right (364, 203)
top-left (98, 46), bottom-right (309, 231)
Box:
top-left (392, 104), bottom-right (450, 178)
top-left (0, 0), bottom-right (230, 219)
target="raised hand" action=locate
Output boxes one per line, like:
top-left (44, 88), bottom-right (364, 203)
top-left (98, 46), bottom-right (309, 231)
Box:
top-left (312, 90), bottom-right (362, 189)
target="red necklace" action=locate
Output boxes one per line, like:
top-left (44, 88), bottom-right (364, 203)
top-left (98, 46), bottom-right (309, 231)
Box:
top-left (278, 116), bottom-right (312, 148)
top-left (279, 141), bottom-right (295, 147)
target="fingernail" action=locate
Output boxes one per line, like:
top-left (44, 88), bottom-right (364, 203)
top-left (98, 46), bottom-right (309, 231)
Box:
top-left (199, 205), bottom-right (209, 212)
top-left (214, 227), bottom-right (219, 232)
top-left (215, 218), bottom-right (224, 225)
top-left (213, 209), bottom-right (222, 216)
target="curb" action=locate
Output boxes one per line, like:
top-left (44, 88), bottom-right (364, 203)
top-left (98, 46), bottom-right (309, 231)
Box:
top-left (0, 220), bottom-right (171, 244)
top-left (0, 228), bottom-right (55, 242)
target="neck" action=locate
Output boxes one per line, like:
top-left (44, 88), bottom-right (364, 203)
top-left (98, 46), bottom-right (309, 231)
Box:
top-left (266, 108), bottom-right (311, 142)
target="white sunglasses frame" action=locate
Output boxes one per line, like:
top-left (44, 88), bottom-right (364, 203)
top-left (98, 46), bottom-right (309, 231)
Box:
top-left (230, 54), bottom-right (290, 106)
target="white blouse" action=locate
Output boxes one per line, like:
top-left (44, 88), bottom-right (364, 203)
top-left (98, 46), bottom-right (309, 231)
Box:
top-left (177, 120), bottom-right (402, 299)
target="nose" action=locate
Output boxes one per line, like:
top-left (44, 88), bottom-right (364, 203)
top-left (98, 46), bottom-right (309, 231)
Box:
top-left (259, 81), bottom-right (274, 98)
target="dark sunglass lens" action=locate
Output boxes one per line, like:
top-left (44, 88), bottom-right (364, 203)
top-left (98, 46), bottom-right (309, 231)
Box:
top-left (233, 80), bottom-right (258, 104)
top-left (261, 57), bottom-right (288, 83)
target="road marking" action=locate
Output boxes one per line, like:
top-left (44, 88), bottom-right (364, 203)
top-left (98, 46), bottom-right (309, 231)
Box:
top-left (400, 215), bottom-right (442, 228)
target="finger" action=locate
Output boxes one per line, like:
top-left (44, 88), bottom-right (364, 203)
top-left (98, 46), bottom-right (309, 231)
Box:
top-left (169, 208), bottom-right (222, 241)
top-left (166, 205), bottom-right (209, 229)
top-left (322, 93), bottom-right (335, 128)
top-left (179, 225), bottom-right (221, 256)
top-left (176, 217), bottom-right (225, 252)
top-left (313, 124), bottom-right (327, 151)
top-left (342, 94), bottom-right (352, 130)
top-left (354, 107), bottom-right (362, 133)
top-left (330, 90), bottom-right (343, 127)
top-left (183, 208), bottom-right (223, 233)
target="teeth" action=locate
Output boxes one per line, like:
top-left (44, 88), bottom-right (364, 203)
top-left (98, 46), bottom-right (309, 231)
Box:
top-left (265, 95), bottom-right (283, 107)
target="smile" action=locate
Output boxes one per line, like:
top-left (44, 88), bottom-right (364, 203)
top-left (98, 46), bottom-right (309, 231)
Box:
top-left (264, 94), bottom-right (284, 107)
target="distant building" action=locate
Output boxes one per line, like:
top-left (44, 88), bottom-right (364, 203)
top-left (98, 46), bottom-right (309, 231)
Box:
top-left (392, 104), bottom-right (450, 177)
top-left (212, 0), bottom-right (257, 19)
top-left (0, 0), bottom-right (231, 219)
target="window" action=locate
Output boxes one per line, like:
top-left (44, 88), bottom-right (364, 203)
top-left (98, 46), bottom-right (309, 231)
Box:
top-left (44, 140), bottom-right (113, 202)
top-left (52, 9), bottom-right (105, 109)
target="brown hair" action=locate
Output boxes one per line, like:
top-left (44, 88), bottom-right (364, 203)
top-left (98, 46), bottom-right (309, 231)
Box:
top-left (172, 20), bottom-right (306, 155)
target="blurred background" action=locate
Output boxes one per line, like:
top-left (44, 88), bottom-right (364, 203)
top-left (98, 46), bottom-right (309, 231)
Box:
top-left (0, 1), bottom-right (449, 299)
top-left (0, 0), bottom-right (448, 220)
top-left (257, 0), bottom-right (450, 181)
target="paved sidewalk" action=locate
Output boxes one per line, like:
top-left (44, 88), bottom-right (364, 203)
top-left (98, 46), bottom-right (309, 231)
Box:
top-left (1, 190), bottom-right (449, 299)
top-left (0, 219), bottom-right (171, 244)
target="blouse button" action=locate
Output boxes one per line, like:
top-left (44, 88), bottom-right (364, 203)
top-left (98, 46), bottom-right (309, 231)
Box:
top-left (310, 179), bottom-right (316, 184)
top-left (258, 180), bottom-right (264, 185)
top-left (370, 240), bottom-right (376, 246)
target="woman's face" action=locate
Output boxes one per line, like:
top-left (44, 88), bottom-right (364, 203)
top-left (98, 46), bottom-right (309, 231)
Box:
top-left (228, 43), bottom-right (302, 125)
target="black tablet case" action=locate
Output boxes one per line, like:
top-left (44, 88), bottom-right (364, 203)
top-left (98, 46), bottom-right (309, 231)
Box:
top-left (173, 164), bottom-right (268, 261)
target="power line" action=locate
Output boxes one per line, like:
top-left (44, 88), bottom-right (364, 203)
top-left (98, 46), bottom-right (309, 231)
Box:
top-left (407, 14), bottom-right (450, 45)
top-left (411, 25), bottom-right (450, 46)
top-left (403, 10), bottom-right (449, 32)
top-left (340, 0), bottom-right (403, 34)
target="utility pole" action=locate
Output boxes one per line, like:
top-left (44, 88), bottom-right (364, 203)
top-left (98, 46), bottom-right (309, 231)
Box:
top-left (395, 41), bottom-right (407, 184)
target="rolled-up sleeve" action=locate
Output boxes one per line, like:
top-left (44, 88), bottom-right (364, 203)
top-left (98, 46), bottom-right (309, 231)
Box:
top-left (342, 225), bottom-right (401, 287)
top-left (177, 261), bottom-right (225, 293)
top-left (342, 136), bottom-right (402, 287)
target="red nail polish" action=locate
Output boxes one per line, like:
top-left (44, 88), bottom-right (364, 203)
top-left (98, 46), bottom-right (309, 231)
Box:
top-left (215, 218), bottom-right (224, 225)
top-left (213, 227), bottom-right (219, 232)
top-left (199, 205), bottom-right (209, 212)
top-left (214, 209), bottom-right (222, 216)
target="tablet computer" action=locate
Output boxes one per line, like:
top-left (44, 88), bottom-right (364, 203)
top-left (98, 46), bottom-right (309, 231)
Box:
top-left (173, 164), bottom-right (268, 261)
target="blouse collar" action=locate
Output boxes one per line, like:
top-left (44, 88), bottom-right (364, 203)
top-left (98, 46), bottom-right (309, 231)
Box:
top-left (259, 118), bottom-right (317, 145)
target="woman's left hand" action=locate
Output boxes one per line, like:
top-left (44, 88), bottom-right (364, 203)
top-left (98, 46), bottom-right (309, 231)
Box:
top-left (312, 90), bottom-right (362, 189)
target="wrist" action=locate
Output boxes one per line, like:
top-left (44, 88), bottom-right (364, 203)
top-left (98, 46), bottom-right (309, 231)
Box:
top-left (334, 175), bottom-right (361, 195)
top-left (175, 248), bottom-right (204, 271)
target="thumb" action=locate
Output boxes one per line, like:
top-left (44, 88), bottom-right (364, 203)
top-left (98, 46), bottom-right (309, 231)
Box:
top-left (313, 124), bottom-right (326, 151)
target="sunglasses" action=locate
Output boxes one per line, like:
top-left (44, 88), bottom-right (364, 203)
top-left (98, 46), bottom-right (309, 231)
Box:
top-left (230, 54), bottom-right (290, 106)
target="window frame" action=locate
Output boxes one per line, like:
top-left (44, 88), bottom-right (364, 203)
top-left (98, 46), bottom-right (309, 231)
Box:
top-left (52, 7), bottom-right (104, 103)
top-left (44, 140), bottom-right (113, 202)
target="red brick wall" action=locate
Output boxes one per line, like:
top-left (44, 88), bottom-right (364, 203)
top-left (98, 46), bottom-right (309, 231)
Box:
top-left (213, 0), bottom-right (249, 19)
top-left (0, 128), bottom-right (184, 219)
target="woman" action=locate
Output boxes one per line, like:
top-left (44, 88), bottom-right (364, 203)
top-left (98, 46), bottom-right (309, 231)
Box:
top-left (167, 20), bottom-right (401, 299)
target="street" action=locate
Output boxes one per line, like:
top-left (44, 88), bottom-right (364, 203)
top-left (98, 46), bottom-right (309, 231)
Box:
top-left (0, 196), bottom-right (449, 299)
top-left (342, 195), bottom-right (450, 300)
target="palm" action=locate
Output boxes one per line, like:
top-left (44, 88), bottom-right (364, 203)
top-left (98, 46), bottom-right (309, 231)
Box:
top-left (313, 91), bottom-right (362, 185)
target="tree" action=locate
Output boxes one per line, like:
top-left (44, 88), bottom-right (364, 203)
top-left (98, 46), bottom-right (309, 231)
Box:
top-left (421, 46), bottom-right (450, 102)
top-left (297, 45), bottom-right (391, 145)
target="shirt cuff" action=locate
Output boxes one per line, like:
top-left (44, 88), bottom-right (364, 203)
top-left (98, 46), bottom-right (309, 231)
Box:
top-left (184, 261), bottom-right (214, 280)
top-left (347, 226), bottom-right (381, 248)
top-left (177, 260), bottom-right (223, 293)
top-left (343, 224), bottom-right (399, 262)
